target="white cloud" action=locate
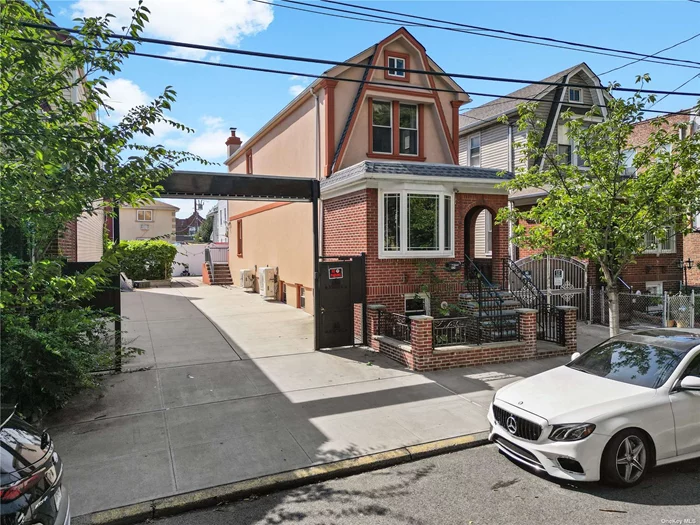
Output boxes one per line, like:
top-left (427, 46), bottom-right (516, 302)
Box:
top-left (103, 78), bottom-right (177, 140)
top-left (165, 115), bottom-right (249, 161)
top-left (288, 84), bottom-right (306, 97)
top-left (72, 0), bottom-right (274, 59)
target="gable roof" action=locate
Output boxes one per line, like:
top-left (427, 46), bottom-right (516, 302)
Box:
top-left (459, 63), bottom-right (601, 132)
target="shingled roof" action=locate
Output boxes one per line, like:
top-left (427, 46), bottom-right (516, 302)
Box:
top-left (459, 63), bottom-right (586, 132)
top-left (322, 160), bottom-right (512, 190)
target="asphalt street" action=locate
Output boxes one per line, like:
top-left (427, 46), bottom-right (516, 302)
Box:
top-left (148, 443), bottom-right (700, 525)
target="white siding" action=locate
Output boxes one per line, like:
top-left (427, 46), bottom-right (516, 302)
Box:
top-left (480, 124), bottom-right (509, 170)
top-left (458, 135), bottom-right (469, 165)
top-left (76, 207), bottom-right (104, 262)
top-left (513, 128), bottom-right (529, 170)
top-left (474, 209), bottom-right (492, 258)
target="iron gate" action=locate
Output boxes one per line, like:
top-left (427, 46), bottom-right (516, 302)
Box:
top-left (515, 256), bottom-right (587, 320)
top-left (318, 255), bottom-right (366, 349)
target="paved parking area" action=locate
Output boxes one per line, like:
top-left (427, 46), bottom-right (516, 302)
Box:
top-left (47, 280), bottom-right (594, 516)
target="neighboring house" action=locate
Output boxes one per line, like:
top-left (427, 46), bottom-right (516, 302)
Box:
top-left (627, 110), bottom-right (699, 290)
top-left (119, 201), bottom-right (178, 241)
top-left (458, 62), bottom-right (611, 263)
top-left (175, 210), bottom-right (205, 242)
top-left (210, 200), bottom-right (229, 243)
top-left (224, 27), bottom-right (512, 316)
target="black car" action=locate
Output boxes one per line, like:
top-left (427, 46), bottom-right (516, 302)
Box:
top-left (0, 406), bottom-right (70, 524)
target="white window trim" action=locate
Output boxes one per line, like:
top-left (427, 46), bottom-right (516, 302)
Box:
top-left (387, 56), bottom-right (406, 78)
top-left (645, 281), bottom-right (663, 295)
top-left (568, 87), bottom-right (583, 103)
top-left (468, 132), bottom-right (481, 167)
top-left (643, 226), bottom-right (676, 255)
top-left (378, 187), bottom-right (455, 259)
top-left (693, 213), bottom-right (700, 231)
top-left (398, 103), bottom-right (419, 157)
top-left (136, 209), bottom-right (154, 222)
top-left (405, 292), bottom-right (430, 316)
top-left (484, 209), bottom-right (493, 256)
top-left (372, 100), bottom-right (393, 154)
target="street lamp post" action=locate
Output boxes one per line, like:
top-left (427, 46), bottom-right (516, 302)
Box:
top-left (678, 258), bottom-right (694, 292)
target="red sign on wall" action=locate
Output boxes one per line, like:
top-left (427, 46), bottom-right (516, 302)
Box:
top-left (329, 267), bottom-right (344, 280)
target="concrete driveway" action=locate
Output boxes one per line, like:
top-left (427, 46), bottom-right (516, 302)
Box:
top-left (47, 279), bottom-right (604, 516)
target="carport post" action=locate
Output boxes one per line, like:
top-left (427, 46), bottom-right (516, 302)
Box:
top-left (114, 206), bottom-right (122, 372)
top-left (312, 179), bottom-right (321, 351)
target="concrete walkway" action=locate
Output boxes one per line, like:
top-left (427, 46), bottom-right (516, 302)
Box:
top-left (47, 280), bottom-right (607, 516)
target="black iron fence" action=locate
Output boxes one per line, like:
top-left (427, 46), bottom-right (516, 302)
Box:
top-left (539, 305), bottom-right (565, 345)
top-left (433, 312), bottom-right (521, 347)
top-left (377, 311), bottom-right (411, 343)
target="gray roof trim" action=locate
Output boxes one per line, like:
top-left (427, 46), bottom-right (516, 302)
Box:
top-left (322, 160), bottom-right (512, 191)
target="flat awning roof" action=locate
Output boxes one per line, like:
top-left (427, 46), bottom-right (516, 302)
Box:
top-left (160, 170), bottom-right (318, 202)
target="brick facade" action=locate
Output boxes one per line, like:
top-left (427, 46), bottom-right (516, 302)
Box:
top-left (50, 219), bottom-right (78, 262)
top-left (684, 231), bottom-right (700, 287)
top-left (323, 189), bottom-right (509, 317)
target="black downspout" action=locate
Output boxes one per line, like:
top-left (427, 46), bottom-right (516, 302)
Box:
top-left (361, 252), bottom-right (367, 347)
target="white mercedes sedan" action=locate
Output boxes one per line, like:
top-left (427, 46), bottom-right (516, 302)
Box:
top-left (488, 329), bottom-right (700, 487)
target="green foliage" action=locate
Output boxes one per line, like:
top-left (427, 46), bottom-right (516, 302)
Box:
top-left (0, 1), bottom-right (207, 415)
top-left (497, 78), bottom-right (700, 333)
top-left (118, 240), bottom-right (178, 280)
top-left (194, 214), bottom-right (213, 243)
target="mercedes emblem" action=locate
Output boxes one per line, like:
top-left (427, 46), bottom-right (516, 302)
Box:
top-left (506, 415), bottom-right (518, 435)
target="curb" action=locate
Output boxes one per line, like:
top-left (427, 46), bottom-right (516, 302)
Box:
top-left (73, 430), bottom-right (490, 525)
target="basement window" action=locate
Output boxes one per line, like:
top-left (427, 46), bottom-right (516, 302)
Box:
top-left (405, 293), bottom-right (430, 316)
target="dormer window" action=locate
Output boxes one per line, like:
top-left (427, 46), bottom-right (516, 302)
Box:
top-left (568, 88), bottom-right (582, 103)
top-left (369, 99), bottom-right (423, 159)
top-left (384, 52), bottom-right (410, 82)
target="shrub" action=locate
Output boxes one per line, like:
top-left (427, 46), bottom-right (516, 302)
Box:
top-left (119, 240), bottom-right (178, 280)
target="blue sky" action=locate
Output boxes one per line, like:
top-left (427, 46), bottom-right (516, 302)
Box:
top-left (48, 1), bottom-right (700, 216)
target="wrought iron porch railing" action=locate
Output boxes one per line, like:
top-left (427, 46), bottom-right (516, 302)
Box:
top-left (502, 257), bottom-right (546, 310)
top-left (377, 311), bottom-right (411, 344)
top-left (433, 313), bottom-right (520, 347)
top-left (539, 304), bottom-right (565, 345)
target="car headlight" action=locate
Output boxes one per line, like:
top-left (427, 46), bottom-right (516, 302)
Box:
top-left (549, 423), bottom-right (596, 441)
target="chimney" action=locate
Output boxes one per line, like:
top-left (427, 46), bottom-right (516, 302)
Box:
top-left (226, 127), bottom-right (242, 157)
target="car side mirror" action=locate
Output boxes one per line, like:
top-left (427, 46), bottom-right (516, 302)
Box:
top-left (570, 352), bottom-right (581, 361)
top-left (680, 375), bottom-right (700, 391)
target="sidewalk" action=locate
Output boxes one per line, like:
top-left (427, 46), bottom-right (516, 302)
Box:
top-left (47, 280), bottom-right (604, 517)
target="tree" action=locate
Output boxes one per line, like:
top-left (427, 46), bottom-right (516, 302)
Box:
top-left (0, 0), bottom-right (207, 416)
top-left (194, 214), bottom-right (213, 243)
top-left (498, 79), bottom-right (700, 336)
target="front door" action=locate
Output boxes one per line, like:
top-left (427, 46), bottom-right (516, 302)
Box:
top-left (318, 261), bottom-right (353, 348)
top-left (671, 352), bottom-right (700, 456)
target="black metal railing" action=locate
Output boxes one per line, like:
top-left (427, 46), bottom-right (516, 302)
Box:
top-left (502, 258), bottom-right (547, 310)
top-left (540, 304), bottom-right (565, 345)
top-left (377, 311), bottom-right (411, 343)
top-left (433, 312), bottom-right (521, 347)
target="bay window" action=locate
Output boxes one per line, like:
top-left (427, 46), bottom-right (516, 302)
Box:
top-left (379, 189), bottom-right (454, 258)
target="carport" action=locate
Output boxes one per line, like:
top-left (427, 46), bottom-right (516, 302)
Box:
top-left (111, 170), bottom-right (365, 356)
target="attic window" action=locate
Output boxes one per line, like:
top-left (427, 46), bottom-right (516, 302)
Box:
top-left (385, 53), bottom-right (410, 81)
top-left (568, 88), bottom-right (582, 103)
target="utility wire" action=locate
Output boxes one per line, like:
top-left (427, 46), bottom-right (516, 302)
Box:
top-left (600, 32), bottom-right (700, 76)
top-left (14, 36), bottom-right (698, 121)
top-left (652, 72), bottom-right (700, 107)
top-left (317, 0), bottom-right (700, 69)
top-left (15, 22), bottom-right (700, 98)
top-left (267, 0), bottom-right (700, 72)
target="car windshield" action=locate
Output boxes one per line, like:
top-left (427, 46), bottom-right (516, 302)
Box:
top-left (567, 340), bottom-right (687, 388)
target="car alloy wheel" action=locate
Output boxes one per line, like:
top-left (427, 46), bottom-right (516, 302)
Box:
top-left (615, 435), bottom-right (646, 484)
top-left (602, 429), bottom-right (651, 487)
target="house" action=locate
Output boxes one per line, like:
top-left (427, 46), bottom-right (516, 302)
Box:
top-left (119, 200), bottom-right (178, 241)
top-left (175, 210), bottom-right (205, 242)
top-left (627, 109), bottom-right (699, 290)
top-left (210, 201), bottom-right (229, 243)
top-left (223, 27), bottom-right (515, 319)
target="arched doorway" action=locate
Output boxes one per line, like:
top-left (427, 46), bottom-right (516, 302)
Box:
top-left (464, 205), bottom-right (498, 283)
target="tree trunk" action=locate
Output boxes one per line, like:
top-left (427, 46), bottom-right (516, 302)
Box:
top-left (607, 284), bottom-right (620, 337)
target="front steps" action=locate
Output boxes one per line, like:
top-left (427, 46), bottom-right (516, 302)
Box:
top-left (210, 262), bottom-right (233, 285)
top-left (458, 288), bottom-right (521, 342)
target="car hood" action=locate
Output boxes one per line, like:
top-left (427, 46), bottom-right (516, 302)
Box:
top-left (494, 365), bottom-right (651, 423)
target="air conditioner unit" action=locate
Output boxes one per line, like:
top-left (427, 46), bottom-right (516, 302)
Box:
top-left (140, 223), bottom-right (150, 230)
top-left (258, 267), bottom-right (276, 300)
top-left (240, 269), bottom-right (255, 290)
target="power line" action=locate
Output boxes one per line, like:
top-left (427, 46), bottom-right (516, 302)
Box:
top-left (13, 36), bottom-right (698, 121)
top-left (652, 72), bottom-right (700, 107)
top-left (600, 32), bottom-right (700, 76)
top-left (317, 0), bottom-right (700, 69)
top-left (15, 22), bottom-right (700, 98)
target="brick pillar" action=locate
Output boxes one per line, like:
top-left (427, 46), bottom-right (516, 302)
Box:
top-left (557, 306), bottom-right (578, 355)
top-left (516, 308), bottom-right (538, 359)
top-left (410, 315), bottom-right (434, 371)
top-left (367, 304), bottom-right (386, 351)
